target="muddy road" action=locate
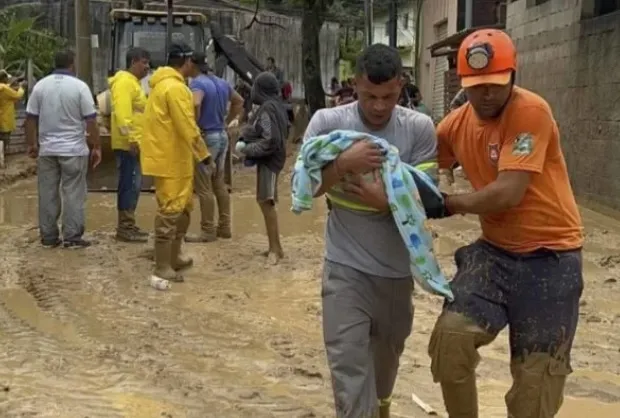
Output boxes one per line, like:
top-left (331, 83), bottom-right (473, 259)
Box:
top-left (0, 158), bottom-right (618, 417)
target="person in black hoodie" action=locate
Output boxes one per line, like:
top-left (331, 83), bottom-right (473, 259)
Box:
top-left (236, 71), bottom-right (290, 263)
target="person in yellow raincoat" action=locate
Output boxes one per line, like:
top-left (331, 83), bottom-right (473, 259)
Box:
top-left (109, 47), bottom-right (151, 242)
top-left (141, 43), bottom-right (211, 283)
top-left (0, 70), bottom-right (25, 156)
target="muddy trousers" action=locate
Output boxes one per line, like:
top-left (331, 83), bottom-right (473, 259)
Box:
top-left (37, 155), bottom-right (88, 244)
top-left (322, 260), bottom-right (414, 418)
top-left (428, 240), bottom-right (583, 418)
top-left (114, 150), bottom-right (146, 240)
top-left (193, 131), bottom-right (230, 237)
top-left (153, 176), bottom-right (194, 280)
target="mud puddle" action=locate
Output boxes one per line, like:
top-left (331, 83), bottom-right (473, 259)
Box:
top-left (0, 168), bottom-right (617, 417)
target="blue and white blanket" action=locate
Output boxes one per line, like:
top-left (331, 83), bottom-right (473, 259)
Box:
top-left (291, 129), bottom-right (453, 300)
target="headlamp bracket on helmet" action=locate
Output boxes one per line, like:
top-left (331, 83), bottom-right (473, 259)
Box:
top-left (466, 43), bottom-right (494, 70)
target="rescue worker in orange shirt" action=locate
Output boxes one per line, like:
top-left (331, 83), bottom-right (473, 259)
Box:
top-left (428, 29), bottom-right (584, 418)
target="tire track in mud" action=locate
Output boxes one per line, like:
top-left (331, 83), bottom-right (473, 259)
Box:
top-left (0, 233), bottom-right (128, 417)
top-left (2, 232), bottom-right (311, 415)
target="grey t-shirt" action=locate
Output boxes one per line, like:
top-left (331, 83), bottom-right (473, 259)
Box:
top-left (26, 72), bottom-right (96, 157)
top-left (303, 102), bottom-right (437, 278)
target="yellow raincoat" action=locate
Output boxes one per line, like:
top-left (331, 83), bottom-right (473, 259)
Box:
top-left (141, 67), bottom-right (210, 214)
top-left (0, 83), bottom-right (24, 132)
top-left (109, 70), bottom-right (147, 150)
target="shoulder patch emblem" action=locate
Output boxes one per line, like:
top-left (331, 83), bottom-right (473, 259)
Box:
top-left (512, 133), bottom-right (534, 156)
top-left (488, 143), bottom-right (500, 165)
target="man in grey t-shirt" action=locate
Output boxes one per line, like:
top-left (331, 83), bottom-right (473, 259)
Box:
top-left (25, 50), bottom-right (101, 249)
top-left (302, 45), bottom-right (438, 418)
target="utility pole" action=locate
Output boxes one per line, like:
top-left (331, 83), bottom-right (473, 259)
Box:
top-left (166, 0), bottom-right (174, 60)
top-left (74, 0), bottom-right (93, 89)
top-left (388, 0), bottom-right (398, 48)
top-left (465, 0), bottom-right (473, 29)
top-left (364, 0), bottom-right (374, 46)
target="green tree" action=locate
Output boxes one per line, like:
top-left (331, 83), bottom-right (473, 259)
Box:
top-left (0, 9), bottom-right (66, 78)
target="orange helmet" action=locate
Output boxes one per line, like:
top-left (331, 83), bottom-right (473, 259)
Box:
top-left (457, 29), bottom-right (516, 88)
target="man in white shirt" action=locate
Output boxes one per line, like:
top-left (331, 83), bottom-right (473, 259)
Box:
top-left (25, 50), bottom-right (101, 249)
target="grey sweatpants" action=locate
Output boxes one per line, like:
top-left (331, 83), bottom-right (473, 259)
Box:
top-left (37, 156), bottom-right (89, 243)
top-left (322, 260), bottom-right (414, 417)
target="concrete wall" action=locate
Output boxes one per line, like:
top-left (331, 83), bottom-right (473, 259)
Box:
top-left (506, 0), bottom-right (620, 209)
top-left (0, 0), bottom-right (339, 100)
top-left (416, 0), bottom-right (458, 114)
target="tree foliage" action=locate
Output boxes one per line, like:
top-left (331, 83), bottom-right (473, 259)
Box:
top-left (0, 9), bottom-right (66, 78)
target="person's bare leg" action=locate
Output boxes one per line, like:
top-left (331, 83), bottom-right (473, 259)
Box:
top-left (259, 200), bottom-right (284, 262)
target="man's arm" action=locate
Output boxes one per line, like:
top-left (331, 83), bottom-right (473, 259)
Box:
top-left (241, 112), bottom-right (274, 158)
top-left (3, 84), bottom-right (24, 101)
top-left (168, 86), bottom-right (210, 162)
top-left (25, 86), bottom-right (41, 151)
top-left (80, 85), bottom-right (100, 149)
top-left (110, 77), bottom-right (133, 139)
top-left (192, 89), bottom-right (204, 121)
top-left (300, 110), bottom-right (341, 197)
top-left (446, 105), bottom-right (554, 215)
top-left (226, 89), bottom-right (244, 125)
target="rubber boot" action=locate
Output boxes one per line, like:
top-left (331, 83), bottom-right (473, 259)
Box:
top-left (127, 210), bottom-right (149, 238)
top-left (172, 210), bottom-right (193, 271)
top-left (116, 210), bottom-right (148, 243)
top-left (379, 403), bottom-right (390, 418)
top-left (153, 213), bottom-right (183, 282)
top-left (184, 198), bottom-right (216, 242)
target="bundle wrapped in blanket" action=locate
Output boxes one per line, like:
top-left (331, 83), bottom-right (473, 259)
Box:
top-left (291, 129), bottom-right (454, 301)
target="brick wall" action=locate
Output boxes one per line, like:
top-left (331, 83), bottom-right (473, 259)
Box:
top-left (506, 0), bottom-right (620, 210)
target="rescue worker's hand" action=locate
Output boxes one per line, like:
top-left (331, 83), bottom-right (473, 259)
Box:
top-left (426, 192), bottom-right (453, 219)
top-left (201, 155), bottom-right (212, 167)
top-left (90, 147), bottom-right (102, 169)
top-left (128, 142), bottom-right (139, 156)
top-left (27, 144), bottom-right (38, 159)
top-left (342, 170), bottom-right (390, 212)
top-left (338, 139), bottom-right (385, 175)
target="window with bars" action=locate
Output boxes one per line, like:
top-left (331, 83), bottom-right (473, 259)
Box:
top-left (581, 0), bottom-right (620, 18)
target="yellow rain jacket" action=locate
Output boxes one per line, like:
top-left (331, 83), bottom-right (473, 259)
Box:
top-left (0, 83), bottom-right (24, 132)
top-left (141, 66), bottom-right (209, 179)
top-left (109, 70), bottom-right (147, 150)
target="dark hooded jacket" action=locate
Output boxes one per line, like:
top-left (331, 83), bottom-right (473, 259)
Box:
top-left (240, 72), bottom-right (290, 173)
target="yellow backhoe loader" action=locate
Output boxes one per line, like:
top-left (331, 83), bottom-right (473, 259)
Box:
top-left (90, 0), bottom-right (265, 193)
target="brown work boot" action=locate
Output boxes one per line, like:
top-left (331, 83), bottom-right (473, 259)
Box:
top-left (153, 214), bottom-right (183, 282)
top-left (216, 225), bottom-right (231, 239)
top-left (116, 210), bottom-right (148, 243)
top-left (184, 231), bottom-right (217, 243)
top-left (172, 210), bottom-right (193, 271)
top-left (126, 210), bottom-right (149, 236)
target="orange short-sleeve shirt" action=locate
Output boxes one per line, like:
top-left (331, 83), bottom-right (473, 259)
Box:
top-left (437, 86), bottom-right (583, 253)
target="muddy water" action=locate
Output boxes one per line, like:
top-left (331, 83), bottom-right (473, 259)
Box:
top-left (0, 168), bottom-right (618, 417)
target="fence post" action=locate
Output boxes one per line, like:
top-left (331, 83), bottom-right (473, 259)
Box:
top-left (0, 140), bottom-right (4, 169)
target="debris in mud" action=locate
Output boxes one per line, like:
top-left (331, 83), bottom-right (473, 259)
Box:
top-left (150, 276), bottom-right (171, 290)
top-left (598, 255), bottom-right (620, 268)
top-left (237, 390), bottom-right (260, 400)
top-left (604, 278), bottom-right (617, 284)
top-left (587, 315), bottom-right (603, 323)
top-left (293, 366), bottom-right (323, 379)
